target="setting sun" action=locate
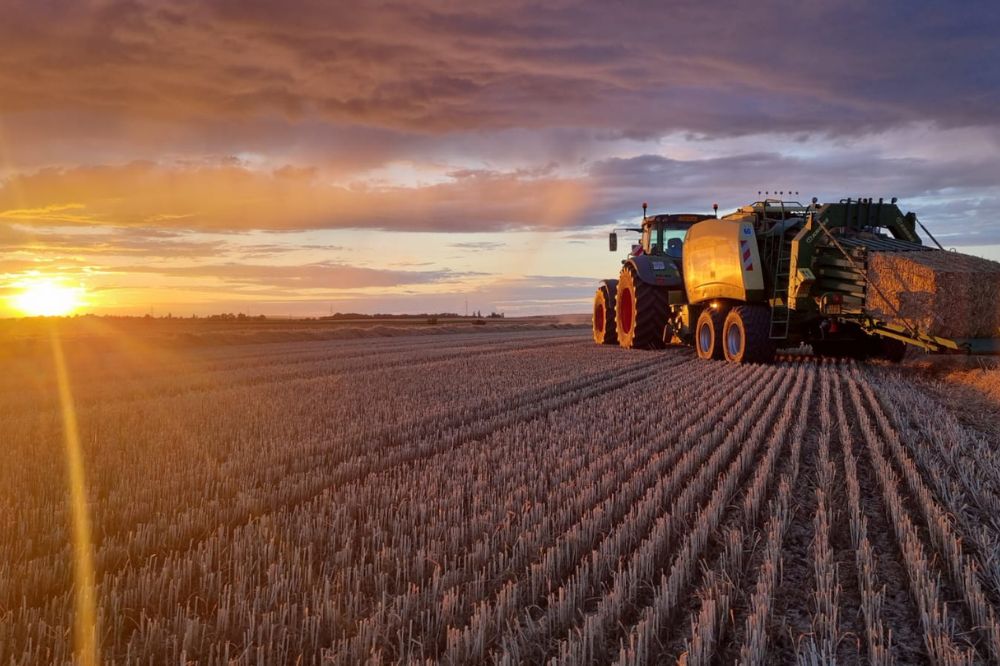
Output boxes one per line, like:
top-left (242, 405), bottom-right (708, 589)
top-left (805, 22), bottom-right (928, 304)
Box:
top-left (11, 278), bottom-right (85, 317)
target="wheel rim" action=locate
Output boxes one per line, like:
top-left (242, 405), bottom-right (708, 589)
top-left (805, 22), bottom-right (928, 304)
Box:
top-left (619, 289), bottom-right (633, 334)
top-left (594, 301), bottom-right (604, 334)
top-left (698, 320), bottom-right (711, 353)
top-left (726, 323), bottom-right (742, 357)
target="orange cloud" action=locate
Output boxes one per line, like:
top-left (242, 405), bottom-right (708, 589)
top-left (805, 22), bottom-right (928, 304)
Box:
top-left (0, 161), bottom-right (593, 232)
top-left (0, 203), bottom-right (95, 223)
top-left (108, 261), bottom-right (475, 290)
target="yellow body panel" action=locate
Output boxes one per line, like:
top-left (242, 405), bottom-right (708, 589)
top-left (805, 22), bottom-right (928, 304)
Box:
top-left (683, 218), bottom-right (764, 303)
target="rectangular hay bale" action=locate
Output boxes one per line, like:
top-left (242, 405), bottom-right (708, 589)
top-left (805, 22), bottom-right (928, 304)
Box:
top-left (865, 250), bottom-right (1000, 339)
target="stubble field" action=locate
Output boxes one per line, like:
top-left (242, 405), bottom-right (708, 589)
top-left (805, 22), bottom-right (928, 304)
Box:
top-left (3, 325), bottom-right (1000, 664)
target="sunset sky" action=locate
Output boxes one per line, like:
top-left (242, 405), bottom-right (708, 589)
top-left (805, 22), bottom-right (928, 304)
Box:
top-left (2, 1), bottom-right (999, 317)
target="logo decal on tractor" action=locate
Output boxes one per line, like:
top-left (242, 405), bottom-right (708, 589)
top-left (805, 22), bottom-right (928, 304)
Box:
top-left (742, 225), bottom-right (752, 236)
top-left (740, 240), bottom-right (754, 271)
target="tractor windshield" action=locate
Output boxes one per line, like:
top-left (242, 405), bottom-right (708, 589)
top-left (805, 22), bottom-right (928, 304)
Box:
top-left (647, 225), bottom-right (688, 257)
top-left (640, 214), bottom-right (703, 255)
top-left (661, 228), bottom-right (687, 258)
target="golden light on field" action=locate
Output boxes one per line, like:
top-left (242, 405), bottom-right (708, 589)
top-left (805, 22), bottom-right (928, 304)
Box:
top-left (10, 277), bottom-right (85, 316)
top-left (48, 327), bottom-right (98, 666)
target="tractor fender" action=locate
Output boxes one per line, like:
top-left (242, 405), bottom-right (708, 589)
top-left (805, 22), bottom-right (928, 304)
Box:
top-left (625, 255), bottom-right (684, 289)
top-left (599, 278), bottom-right (618, 293)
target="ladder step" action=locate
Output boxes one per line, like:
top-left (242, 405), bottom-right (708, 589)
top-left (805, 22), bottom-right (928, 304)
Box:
top-left (769, 239), bottom-right (793, 339)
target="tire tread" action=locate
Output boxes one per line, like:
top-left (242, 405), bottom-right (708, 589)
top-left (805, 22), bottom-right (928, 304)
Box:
top-left (617, 266), bottom-right (669, 349)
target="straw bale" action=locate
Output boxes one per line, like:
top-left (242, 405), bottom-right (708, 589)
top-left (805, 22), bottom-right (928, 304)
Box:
top-left (865, 250), bottom-right (1000, 338)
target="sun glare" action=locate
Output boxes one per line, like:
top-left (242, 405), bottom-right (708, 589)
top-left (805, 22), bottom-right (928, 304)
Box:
top-left (11, 278), bottom-right (85, 316)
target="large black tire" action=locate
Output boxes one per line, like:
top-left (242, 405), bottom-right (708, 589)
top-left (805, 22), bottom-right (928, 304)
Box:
top-left (811, 340), bottom-right (837, 357)
top-left (722, 305), bottom-right (776, 363)
top-left (615, 265), bottom-right (669, 349)
top-left (592, 280), bottom-right (618, 345)
top-left (811, 337), bottom-right (871, 360)
top-left (695, 307), bottom-right (726, 360)
top-left (810, 339), bottom-right (856, 358)
top-left (873, 337), bottom-right (907, 363)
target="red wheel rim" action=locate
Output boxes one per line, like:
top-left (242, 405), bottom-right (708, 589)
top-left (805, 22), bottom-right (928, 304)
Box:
top-left (619, 288), bottom-right (633, 334)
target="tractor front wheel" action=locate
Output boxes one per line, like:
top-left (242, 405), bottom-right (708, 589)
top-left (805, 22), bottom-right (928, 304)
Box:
top-left (615, 265), bottom-right (669, 349)
top-left (592, 280), bottom-right (618, 345)
top-left (722, 305), bottom-right (776, 363)
top-left (695, 307), bottom-right (726, 360)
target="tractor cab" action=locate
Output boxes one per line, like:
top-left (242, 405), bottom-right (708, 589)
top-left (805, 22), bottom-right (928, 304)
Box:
top-left (642, 213), bottom-right (716, 258)
top-left (610, 212), bottom-right (716, 257)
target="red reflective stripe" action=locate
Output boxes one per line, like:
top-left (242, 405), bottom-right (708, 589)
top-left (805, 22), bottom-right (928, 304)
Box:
top-left (740, 240), bottom-right (754, 271)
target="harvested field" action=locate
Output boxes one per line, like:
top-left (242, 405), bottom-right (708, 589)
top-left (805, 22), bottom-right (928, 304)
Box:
top-left (866, 249), bottom-right (1000, 338)
top-left (0, 315), bottom-right (586, 360)
top-left (3, 325), bottom-right (1000, 664)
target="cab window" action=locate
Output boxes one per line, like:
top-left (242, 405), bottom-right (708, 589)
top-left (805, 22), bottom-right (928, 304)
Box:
top-left (662, 228), bottom-right (686, 258)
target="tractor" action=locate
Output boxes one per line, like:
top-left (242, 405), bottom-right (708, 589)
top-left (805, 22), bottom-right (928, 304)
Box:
top-left (593, 198), bottom-right (1000, 362)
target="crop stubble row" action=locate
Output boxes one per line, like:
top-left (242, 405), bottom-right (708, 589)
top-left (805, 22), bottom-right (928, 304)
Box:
top-left (2, 329), bottom-right (1000, 664)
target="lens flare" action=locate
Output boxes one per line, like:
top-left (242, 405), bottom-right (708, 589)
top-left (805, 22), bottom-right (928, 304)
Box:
top-left (11, 277), bottom-right (84, 316)
top-left (49, 326), bottom-right (98, 666)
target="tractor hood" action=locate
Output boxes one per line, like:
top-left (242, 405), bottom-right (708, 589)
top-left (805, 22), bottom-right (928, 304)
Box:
top-left (626, 255), bottom-right (684, 288)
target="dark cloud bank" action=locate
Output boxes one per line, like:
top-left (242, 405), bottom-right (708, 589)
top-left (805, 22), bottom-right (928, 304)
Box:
top-left (3, 1), bottom-right (998, 135)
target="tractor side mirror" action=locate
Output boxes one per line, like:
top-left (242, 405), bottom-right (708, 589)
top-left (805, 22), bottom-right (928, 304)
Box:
top-left (609, 232), bottom-right (618, 252)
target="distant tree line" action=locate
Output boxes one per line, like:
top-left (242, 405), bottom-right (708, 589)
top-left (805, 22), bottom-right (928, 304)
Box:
top-left (321, 312), bottom-right (505, 320)
top-left (205, 313), bottom-right (268, 320)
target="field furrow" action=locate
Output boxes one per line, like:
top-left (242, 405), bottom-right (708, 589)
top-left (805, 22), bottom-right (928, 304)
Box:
top-left (844, 366), bottom-right (977, 663)
top-left (831, 369), bottom-right (893, 665)
top-left (579, 365), bottom-right (807, 665)
top-left (644, 362), bottom-right (814, 666)
top-left (1, 347), bottom-right (679, 613)
top-left (852, 368), bottom-right (1000, 662)
top-left (4, 328), bottom-right (1000, 665)
top-left (331, 358), bottom-right (738, 661)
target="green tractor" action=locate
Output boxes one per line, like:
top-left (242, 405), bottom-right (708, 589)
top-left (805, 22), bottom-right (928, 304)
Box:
top-left (594, 198), bottom-right (1000, 362)
top-left (593, 204), bottom-right (713, 349)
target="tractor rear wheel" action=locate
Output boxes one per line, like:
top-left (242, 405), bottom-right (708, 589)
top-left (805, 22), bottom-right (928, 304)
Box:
top-left (592, 280), bottom-right (618, 345)
top-left (722, 305), bottom-right (776, 363)
top-left (695, 307), bottom-right (726, 360)
top-left (615, 265), bottom-right (669, 349)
